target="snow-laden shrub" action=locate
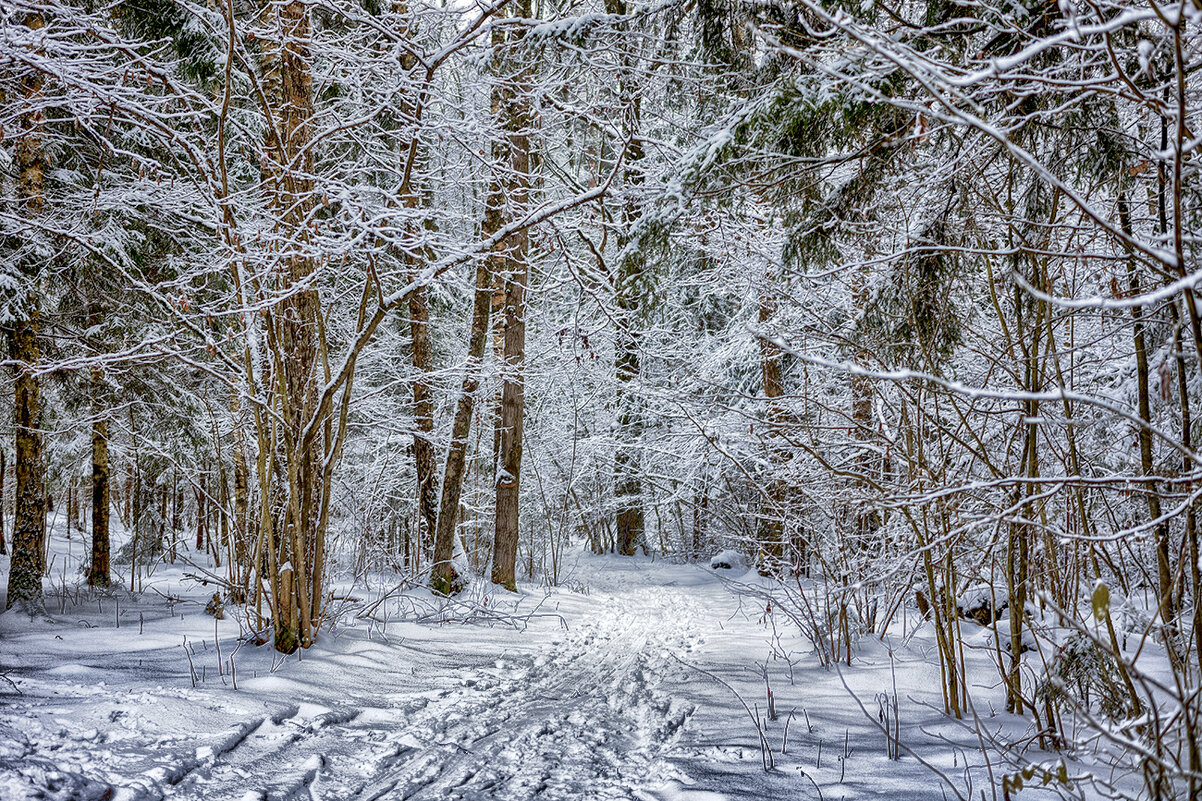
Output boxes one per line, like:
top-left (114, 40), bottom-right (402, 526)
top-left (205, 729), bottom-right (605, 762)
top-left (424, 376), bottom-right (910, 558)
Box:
top-left (1036, 633), bottom-right (1130, 723)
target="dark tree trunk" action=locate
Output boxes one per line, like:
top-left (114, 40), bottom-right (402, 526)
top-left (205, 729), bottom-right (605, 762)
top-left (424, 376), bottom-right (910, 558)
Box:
top-left (491, 261), bottom-right (528, 590)
top-left (7, 315), bottom-right (45, 610)
top-left (409, 286), bottom-right (439, 567)
top-left (89, 419), bottom-right (110, 588)
top-left (607, 0), bottom-right (645, 556)
top-left (431, 258), bottom-right (496, 594)
top-left (123, 462), bottom-right (132, 528)
top-left (130, 454), bottom-right (141, 592)
top-left (197, 474), bottom-right (207, 551)
top-left (613, 283), bottom-right (644, 557)
top-left (392, 0), bottom-right (440, 575)
top-left (6, 13), bottom-right (47, 610)
top-left (1120, 195), bottom-right (1176, 641)
top-left (173, 474), bottom-right (183, 539)
top-left (0, 447), bottom-right (7, 556)
top-left (757, 293), bottom-right (787, 573)
top-left (259, 0), bottom-right (320, 653)
top-left (491, 2), bottom-right (533, 591)
top-left (429, 22), bottom-right (509, 595)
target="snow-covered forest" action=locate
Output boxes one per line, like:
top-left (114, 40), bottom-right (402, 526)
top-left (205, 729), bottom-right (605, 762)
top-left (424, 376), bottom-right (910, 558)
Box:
top-left (1, 0), bottom-right (1201, 798)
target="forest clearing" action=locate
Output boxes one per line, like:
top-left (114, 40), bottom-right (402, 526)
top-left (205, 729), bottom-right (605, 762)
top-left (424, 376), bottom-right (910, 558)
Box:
top-left (2, 0), bottom-right (1201, 798)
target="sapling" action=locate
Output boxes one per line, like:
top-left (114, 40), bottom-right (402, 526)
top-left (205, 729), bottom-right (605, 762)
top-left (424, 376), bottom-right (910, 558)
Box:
top-left (762, 663), bottom-right (777, 721)
top-left (838, 728), bottom-right (850, 783)
top-left (182, 637), bottom-right (197, 687)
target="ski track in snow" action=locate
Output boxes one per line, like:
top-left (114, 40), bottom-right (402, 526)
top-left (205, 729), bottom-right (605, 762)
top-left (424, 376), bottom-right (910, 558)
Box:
top-left (2, 554), bottom-right (1007, 801)
top-left (176, 586), bottom-right (704, 801)
top-left (0, 559), bottom-right (733, 801)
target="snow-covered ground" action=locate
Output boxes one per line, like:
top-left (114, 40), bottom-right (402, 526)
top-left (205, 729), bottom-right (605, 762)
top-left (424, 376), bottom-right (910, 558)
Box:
top-left (1, 527), bottom-right (1064, 801)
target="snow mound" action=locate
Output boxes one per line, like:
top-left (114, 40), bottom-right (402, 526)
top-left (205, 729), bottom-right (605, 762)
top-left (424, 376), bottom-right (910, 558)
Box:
top-left (957, 583), bottom-right (1006, 625)
top-left (708, 551), bottom-right (744, 571)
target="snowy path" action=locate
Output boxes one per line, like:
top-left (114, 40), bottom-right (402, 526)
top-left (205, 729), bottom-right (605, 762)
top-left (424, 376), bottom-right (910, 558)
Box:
top-left (2, 552), bottom-right (1002, 801)
top-left (184, 585), bottom-right (707, 801)
top-left (342, 586), bottom-right (703, 801)
top-left (1, 555), bottom-right (745, 801)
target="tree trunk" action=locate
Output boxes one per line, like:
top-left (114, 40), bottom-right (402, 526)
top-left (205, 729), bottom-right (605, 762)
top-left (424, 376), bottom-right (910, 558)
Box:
top-left (160, 481), bottom-right (170, 562)
top-left (430, 256), bottom-right (496, 594)
top-left (692, 471), bottom-right (707, 561)
top-left (0, 447), bottom-right (7, 556)
top-left (409, 285), bottom-right (439, 566)
top-left (609, 12), bottom-right (645, 556)
top-left (491, 1), bottom-right (533, 591)
top-left (90, 418), bottom-right (110, 588)
top-left (80, 474), bottom-right (89, 533)
top-left (490, 222), bottom-right (529, 591)
top-left (123, 462), bottom-right (132, 528)
top-left (757, 292), bottom-right (787, 573)
top-left (173, 473), bottom-right (183, 541)
top-left (259, 0), bottom-right (321, 652)
top-left (197, 474), bottom-right (207, 551)
top-left (1120, 195), bottom-right (1176, 643)
top-left (1004, 265), bottom-right (1049, 715)
top-left (849, 264), bottom-right (878, 546)
top-left (5, 11), bottom-right (47, 611)
top-left (7, 315), bottom-right (45, 610)
top-left (232, 417), bottom-right (250, 598)
top-left (429, 22), bottom-right (512, 595)
top-left (429, 231), bottom-right (501, 592)
top-left (130, 451), bottom-right (141, 592)
top-left (391, 0), bottom-right (440, 573)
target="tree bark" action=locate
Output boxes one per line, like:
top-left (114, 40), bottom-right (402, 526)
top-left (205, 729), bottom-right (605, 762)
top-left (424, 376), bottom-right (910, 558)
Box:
top-left (491, 253), bottom-right (527, 590)
top-left (491, 0), bottom-right (533, 591)
top-left (123, 462), bottom-right (132, 528)
top-left (0, 448), bottom-right (7, 556)
top-left (90, 417), bottom-right (110, 587)
top-left (260, 0), bottom-right (320, 652)
top-left (1119, 194), bottom-right (1176, 641)
top-left (757, 292), bottom-right (787, 573)
top-left (409, 285), bottom-right (438, 565)
top-left (391, 0), bottom-right (440, 571)
top-left (429, 21), bottom-right (515, 595)
top-left (5, 11), bottom-right (47, 611)
top-left (430, 255), bottom-right (496, 594)
top-left (7, 315), bottom-right (45, 610)
top-left (608, 0), bottom-right (645, 556)
top-left (230, 393), bottom-right (250, 601)
top-left (197, 473), bottom-right (207, 551)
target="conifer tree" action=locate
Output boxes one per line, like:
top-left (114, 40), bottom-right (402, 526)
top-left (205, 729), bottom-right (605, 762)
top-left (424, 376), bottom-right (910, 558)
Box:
top-left (5, 10), bottom-right (48, 611)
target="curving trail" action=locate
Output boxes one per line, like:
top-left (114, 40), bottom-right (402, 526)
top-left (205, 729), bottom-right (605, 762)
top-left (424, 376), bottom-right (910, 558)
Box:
top-left (0, 551), bottom-right (1021, 801)
top-left (158, 561), bottom-right (729, 801)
